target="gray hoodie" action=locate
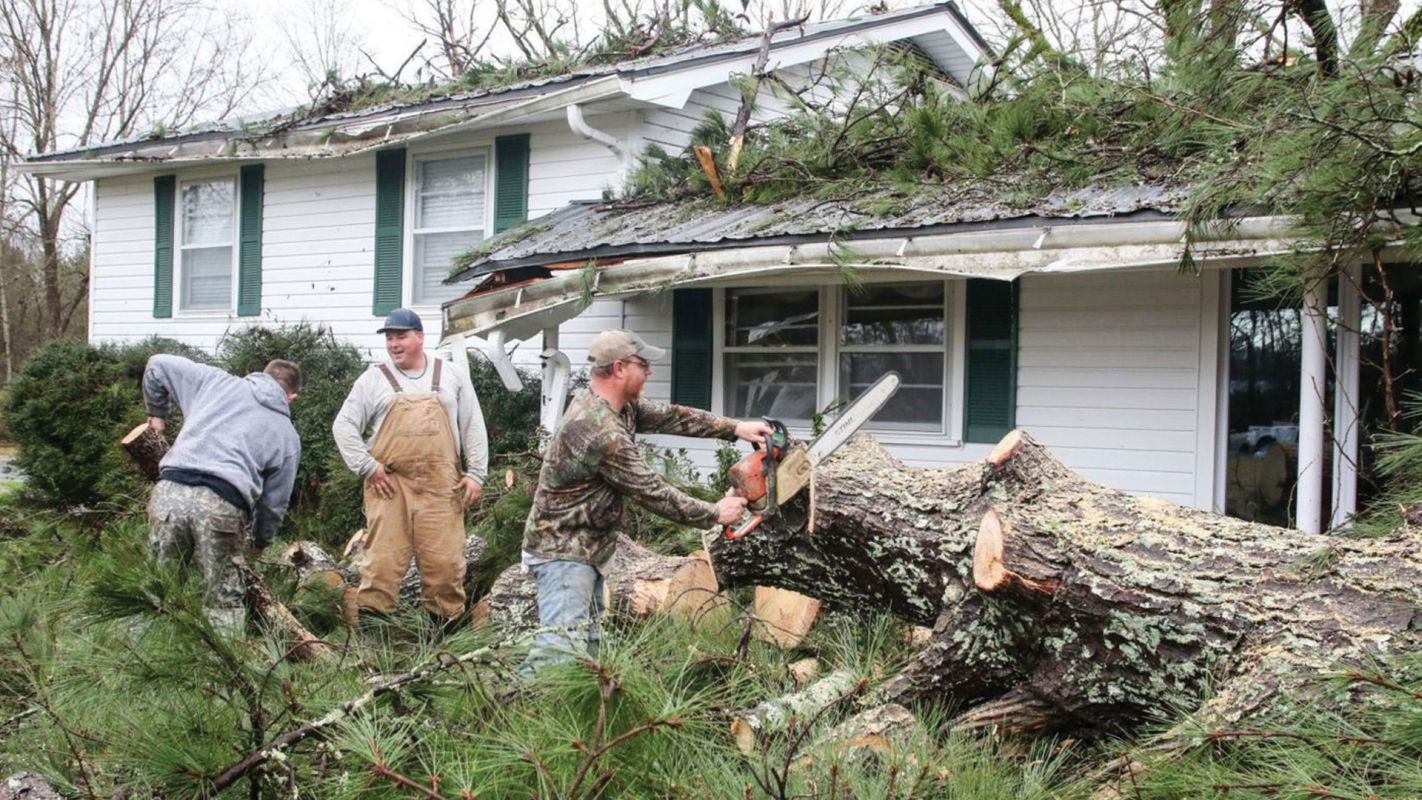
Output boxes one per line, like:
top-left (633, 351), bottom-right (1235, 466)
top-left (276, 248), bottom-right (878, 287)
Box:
top-left (142, 354), bottom-right (302, 546)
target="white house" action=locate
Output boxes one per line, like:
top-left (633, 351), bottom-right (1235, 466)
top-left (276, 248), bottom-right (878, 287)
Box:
top-left (21, 2), bottom-right (987, 358)
top-left (21, 1), bottom-right (1377, 532)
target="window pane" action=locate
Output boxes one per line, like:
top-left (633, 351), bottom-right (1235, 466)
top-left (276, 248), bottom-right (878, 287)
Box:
top-left (839, 352), bottom-right (943, 429)
top-left (842, 282), bottom-right (944, 345)
top-left (727, 352), bottom-right (818, 421)
top-left (181, 181), bottom-right (234, 246)
top-left (182, 246), bottom-right (232, 309)
top-left (414, 230), bottom-right (482, 305)
top-left (416, 155), bottom-right (486, 230)
top-left (726, 289), bottom-right (819, 347)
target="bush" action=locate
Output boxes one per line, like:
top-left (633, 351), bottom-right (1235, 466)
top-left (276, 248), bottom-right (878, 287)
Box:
top-left (469, 354), bottom-right (541, 456)
top-left (216, 324), bottom-right (365, 515)
top-left (2, 337), bottom-right (208, 508)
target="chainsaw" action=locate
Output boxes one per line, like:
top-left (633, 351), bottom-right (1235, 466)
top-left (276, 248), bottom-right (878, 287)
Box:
top-left (724, 372), bottom-right (901, 541)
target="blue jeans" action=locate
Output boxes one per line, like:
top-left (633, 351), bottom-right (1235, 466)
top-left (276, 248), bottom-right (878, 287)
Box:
top-left (520, 560), bottom-right (605, 675)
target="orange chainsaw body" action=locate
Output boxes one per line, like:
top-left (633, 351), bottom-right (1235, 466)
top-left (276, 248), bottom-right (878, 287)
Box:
top-left (727, 449), bottom-right (772, 510)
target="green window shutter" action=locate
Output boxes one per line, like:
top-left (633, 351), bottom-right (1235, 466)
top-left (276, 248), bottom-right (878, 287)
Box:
top-left (237, 164), bottom-right (264, 316)
top-left (963, 279), bottom-right (1018, 443)
top-left (153, 175), bottom-right (175, 318)
top-left (373, 148), bottom-right (405, 315)
top-left (671, 288), bottom-right (713, 410)
top-left (494, 134), bottom-right (530, 234)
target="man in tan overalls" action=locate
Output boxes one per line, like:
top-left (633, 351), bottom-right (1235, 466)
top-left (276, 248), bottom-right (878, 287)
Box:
top-left (333, 309), bottom-right (488, 626)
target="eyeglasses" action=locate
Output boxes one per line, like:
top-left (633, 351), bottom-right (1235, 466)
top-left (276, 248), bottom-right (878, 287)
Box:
top-left (624, 357), bottom-right (651, 372)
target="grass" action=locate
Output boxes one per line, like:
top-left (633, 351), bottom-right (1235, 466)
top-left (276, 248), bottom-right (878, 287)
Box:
top-left (3, 499), bottom-right (1422, 799)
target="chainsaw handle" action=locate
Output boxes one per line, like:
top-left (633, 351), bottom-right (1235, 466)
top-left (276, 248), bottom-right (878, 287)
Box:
top-left (725, 512), bottom-right (764, 541)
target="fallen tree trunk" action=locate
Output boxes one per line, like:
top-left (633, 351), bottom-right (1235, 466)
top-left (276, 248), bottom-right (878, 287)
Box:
top-left (707, 430), bottom-right (1422, 737)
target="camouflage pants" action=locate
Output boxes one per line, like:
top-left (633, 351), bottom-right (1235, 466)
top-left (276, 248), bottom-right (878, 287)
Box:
top-left (148, 480), bottom-right (250, 635)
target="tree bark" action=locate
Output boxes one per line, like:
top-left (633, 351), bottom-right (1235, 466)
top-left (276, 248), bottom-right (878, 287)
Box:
top-left (707, 431), bottom-right (1422, 736)
top-left (731, 669), bottom-right (861, 754)
top-left (239, 562), bottom-right (337, 662)
top-left (120, 422), bottom-right (169, 481)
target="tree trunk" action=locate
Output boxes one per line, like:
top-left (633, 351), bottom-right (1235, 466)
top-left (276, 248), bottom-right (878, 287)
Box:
top-left (120, 423), bottom-right (169, 481)
top-left (707, 431), bottom-right (1422, 736)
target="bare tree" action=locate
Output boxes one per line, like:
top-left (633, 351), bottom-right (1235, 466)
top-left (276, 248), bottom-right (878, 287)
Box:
top-left (283, 0), bottom-right (370, 92)
top-left (395, 0), bottom-right (497, 80)
top-left (0, 0), bottom-right (263, 341)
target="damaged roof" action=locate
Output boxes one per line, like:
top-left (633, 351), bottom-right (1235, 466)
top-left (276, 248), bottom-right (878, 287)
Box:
top-left (25, 1), bottom-right (985, 175)
top-left (448, 178), bottom-right (1197, 283)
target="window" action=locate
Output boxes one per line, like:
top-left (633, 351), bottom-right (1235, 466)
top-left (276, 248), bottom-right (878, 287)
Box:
top-left (178, 179), bottom-right (235, 310)
top-left (724, 288), bottom-right (820, 422)
top-left (839, 282), bottom-right (947, 431)
top-left (719, 281), bottom-right (953, 435)
top-left (411, 152), bottom-right (488, 305)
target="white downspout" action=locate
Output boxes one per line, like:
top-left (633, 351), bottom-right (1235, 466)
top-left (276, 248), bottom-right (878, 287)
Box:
top-left (1297, 271), bottom-right (1328, 533)
top-left (567, 104), bottom-right (622, 157)
top-left (1331, 262), bottom-right (1362, 530)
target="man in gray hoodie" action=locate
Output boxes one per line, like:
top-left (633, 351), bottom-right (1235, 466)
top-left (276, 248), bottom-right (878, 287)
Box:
top-left (142, 354), bottom-right (303, 633)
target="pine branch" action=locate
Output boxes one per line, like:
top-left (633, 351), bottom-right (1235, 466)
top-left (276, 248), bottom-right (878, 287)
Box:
top-left (207, 645), bottom-right (501, 794)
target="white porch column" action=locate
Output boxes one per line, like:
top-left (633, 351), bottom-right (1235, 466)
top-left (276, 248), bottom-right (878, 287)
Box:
top-left (1297, 271), bottom-right (1329, 533)
top-left (1331, 262), bottom-right (1362, 530)
top-left (539, 325), bottom-right (570, 436)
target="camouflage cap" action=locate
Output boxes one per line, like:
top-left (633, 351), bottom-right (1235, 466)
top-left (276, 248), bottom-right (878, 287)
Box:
top-left (588, 329), bottom-right (667, 367)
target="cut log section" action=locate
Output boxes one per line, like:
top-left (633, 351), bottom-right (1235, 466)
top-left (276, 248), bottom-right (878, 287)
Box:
top-left (120, 422), bottom-right (168, 481)
top-left (752, 586), bottom-right (821, 648)
top-left (604, 535), bottom-right (726, 621)
top-left (282, 541), bottom-right (352, 590)
top-left (730, 669), bottom-right (861, 754)
top-left (788, 657), bottom-right (820, 687)
top-left (708, 430), bottom-right (1422, 737)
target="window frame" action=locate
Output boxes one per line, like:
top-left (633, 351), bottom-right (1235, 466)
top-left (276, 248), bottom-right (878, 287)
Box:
top-left (713, 279), bottom-right (966, 444)
top-left (403, 144), bottom-right (495, 311)
top-left (721, 285), bottom-right (824, 425)
top-left (174, 174), bottom-right (239, 315)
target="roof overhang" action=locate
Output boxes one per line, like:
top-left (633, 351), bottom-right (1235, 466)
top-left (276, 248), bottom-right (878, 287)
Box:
top-left (19, 77), bottom-right (626, 181)
top-left (441, 215), bottom-right (1323, 343)
top-left (23, 3), bottom-right (989, 182)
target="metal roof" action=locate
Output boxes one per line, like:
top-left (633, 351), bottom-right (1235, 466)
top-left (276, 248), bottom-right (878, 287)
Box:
top-left (447, 179), bottom-right (1196, 282)
top-left (27, 2), bottom-right (980, 165)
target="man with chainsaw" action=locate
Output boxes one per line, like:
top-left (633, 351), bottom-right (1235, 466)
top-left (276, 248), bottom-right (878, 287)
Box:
top-left (520, 329), bottom-right (774, 673)
top-left (333, 308), bottom-right (488, 629)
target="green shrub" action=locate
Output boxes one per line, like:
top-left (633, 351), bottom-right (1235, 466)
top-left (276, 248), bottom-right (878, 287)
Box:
top-left (469, 353), bottom-right (541, 456)
top-left (3, 337), bottom-right (207, 509)
top-left (216, 324), bottom-right (365, 515)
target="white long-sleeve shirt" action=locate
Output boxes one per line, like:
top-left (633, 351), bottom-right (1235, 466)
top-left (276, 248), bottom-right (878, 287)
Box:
top-left (332, 353), bottom-right (489, 484)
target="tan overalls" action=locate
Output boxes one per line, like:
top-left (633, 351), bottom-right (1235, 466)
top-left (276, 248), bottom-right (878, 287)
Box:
top-left (355, 359), bottom-right (466, 618)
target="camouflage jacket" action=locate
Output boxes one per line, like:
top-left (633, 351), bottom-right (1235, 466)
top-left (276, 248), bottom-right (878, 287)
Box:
top-left (523, 390), bottom-right (740, 566)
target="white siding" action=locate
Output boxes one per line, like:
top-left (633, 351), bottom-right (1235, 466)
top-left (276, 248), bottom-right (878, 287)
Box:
top-left (623, 271), bottom-right (1220, 506)
top-left (1016, 270), bottom-right (1214, 507)
top-left (89, 117), bottom-right (627, 362)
